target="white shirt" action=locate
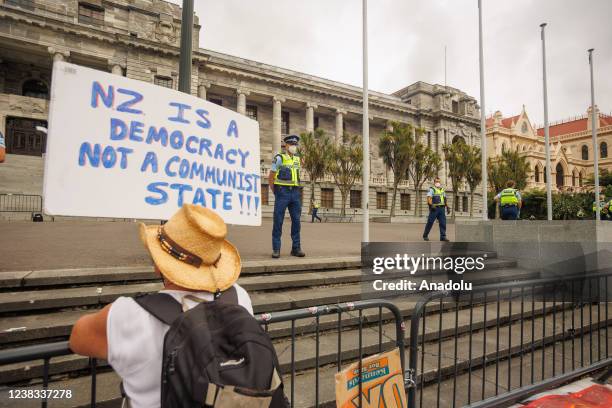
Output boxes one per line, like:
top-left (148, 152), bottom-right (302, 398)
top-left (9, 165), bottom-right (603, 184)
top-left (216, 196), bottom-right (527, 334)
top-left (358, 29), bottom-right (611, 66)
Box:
top-left (106, 284), bottom-right (253, 408)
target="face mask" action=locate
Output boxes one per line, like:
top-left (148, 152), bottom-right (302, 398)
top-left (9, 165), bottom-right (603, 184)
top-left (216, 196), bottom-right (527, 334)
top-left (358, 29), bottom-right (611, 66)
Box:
top-left (434, 182), bottom-right (441, 188)
top-left (287, 145), bottom-right (298, 154)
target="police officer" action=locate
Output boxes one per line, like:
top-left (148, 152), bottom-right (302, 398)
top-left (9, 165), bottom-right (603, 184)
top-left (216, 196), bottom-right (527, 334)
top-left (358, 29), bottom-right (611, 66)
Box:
top-left (311, 200), bottom-right (322, 223)
top-left (269, 134), bottom-right (305, 258)
top-left (423, 177), bottom-right (450, 242)
top-left (593, 194), bottom-right (610, 220)
top-left (494, 180), bottom-right (522, 220)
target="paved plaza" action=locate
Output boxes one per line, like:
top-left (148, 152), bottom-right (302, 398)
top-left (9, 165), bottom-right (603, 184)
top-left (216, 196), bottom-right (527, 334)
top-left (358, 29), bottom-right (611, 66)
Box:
top-left (0, 220), bottom-right (455, 271)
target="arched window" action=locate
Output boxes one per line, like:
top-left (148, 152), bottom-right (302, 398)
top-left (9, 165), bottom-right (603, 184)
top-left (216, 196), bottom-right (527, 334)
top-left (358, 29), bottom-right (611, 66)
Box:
top-left (579, 172), bottom-right (583, 187)
top-left (544, 166), bottom-right (547, 183)
top-left (572, 171), bottom-right (577, 186)
top-left (452, 135), bottom-right (465, 145)
top-left (601, 142), bottom-right (608, 158)
top-left (501, 142), bottom-right (507, 153)
top-left (582, 145), bottom-right (589, 160)
top-left (535, 166), bottom-right (540, 183)
top-left (556, 163), bottom-right (564, 188)
top-left (22, 79), bottom-right (49, 99)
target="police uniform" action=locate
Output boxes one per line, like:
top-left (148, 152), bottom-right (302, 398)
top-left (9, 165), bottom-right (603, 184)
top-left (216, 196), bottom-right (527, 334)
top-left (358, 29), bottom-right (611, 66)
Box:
top-left (593, 199), bottom-right (610, 220)
top-left (496, 188), bottom-right (521, 220)
top-left (423, 185), bottom-right (448, 241)
top-left (271, 135), bottom-right (304, 256)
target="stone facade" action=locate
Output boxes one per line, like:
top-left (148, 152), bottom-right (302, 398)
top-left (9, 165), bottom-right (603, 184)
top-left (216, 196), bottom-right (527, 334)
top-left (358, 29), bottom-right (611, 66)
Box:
top-left (0, 0), bottom-right (483, 217)
top-left (486, 105), bottom-right (612, 192)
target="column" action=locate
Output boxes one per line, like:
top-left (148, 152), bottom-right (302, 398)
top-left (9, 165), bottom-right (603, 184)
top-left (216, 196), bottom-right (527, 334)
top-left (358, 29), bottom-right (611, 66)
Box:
top-left (306, 103), bottom-right (317, 133)
top-left (272, 96), bottom-right (284, 155)
top-left (53, 52), bottom-right (66, 63)
top-left (110, 64), bottom-right (124, 76)
top-left (237, 89), bottom-right (249, 115)
top-left (197, 83), bottom-right (210, 99)
top-left (335, 109), bottom-right (345, 142)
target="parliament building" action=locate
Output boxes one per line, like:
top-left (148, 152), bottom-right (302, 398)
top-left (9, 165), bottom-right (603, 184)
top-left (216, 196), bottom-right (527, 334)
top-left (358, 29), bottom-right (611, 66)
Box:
top-left (486, 105), bottom-right (612, 192)
top-left (0, 0), bottom-right (483, 218)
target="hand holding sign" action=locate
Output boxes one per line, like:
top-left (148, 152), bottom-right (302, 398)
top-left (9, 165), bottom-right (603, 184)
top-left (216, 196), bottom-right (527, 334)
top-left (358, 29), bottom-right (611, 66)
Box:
top-left (43, 62), bottom-right (261, 225)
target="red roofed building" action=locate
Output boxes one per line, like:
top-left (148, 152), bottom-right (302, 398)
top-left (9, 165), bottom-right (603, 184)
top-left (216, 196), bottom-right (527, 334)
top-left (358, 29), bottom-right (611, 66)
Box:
top-left (486, 106), bottom-right (612, 192)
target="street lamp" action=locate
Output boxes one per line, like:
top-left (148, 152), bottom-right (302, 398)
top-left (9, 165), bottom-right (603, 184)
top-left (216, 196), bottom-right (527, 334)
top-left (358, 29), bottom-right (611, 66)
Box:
top-left (540, 23), bottom-right (553, 221)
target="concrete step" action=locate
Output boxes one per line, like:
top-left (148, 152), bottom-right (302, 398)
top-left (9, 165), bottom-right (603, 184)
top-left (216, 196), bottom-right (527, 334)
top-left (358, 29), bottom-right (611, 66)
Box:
top-left (0, 257), bottom-right (363, 289)
top-left (1, 306), bottom-right (608, 407)
top-left (0, 254), bottom-right (506, 290)
top-left (0, 264), bottom-right (536, 315)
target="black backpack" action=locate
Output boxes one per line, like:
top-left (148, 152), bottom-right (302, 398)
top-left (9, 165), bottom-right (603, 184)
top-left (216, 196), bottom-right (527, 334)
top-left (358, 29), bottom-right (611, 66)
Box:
top-left (133, 287), bottom-right (288, 408)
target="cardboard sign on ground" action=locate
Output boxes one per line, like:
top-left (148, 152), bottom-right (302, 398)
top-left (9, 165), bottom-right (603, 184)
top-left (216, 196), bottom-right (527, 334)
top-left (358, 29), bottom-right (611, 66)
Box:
top-left (335, 348), bottom-right (407, 408)
top-left (44, 62), bottom-right (261, 225)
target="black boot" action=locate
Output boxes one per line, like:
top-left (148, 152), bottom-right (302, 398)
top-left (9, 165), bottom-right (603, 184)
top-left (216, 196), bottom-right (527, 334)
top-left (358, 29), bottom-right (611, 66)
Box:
top-left (291, 248), bottom-right (305, 257)
top-left (272, 250), bottom-right (280, 259)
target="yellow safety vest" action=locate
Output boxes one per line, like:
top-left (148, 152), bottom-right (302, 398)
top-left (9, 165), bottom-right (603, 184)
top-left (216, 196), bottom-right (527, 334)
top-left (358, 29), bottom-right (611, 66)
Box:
top-left (430, 187), bottom-right (445, 206)
top-left (273, 153), bottom-right (300, 186)
top-left (593, 201), bottom-right (608, 214)
top-left (500, 188), bottom-right (519, 206)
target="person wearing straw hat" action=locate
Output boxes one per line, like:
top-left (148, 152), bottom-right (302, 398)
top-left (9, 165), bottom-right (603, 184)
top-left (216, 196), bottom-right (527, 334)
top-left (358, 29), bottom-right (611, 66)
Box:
top-left (69, 204), bottom-right (253, 408)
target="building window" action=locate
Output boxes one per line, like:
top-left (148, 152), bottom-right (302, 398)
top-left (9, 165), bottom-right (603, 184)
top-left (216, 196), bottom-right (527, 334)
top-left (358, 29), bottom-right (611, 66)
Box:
top-left (281, 111), bottom-right (290, 135)
top-left (314, 116), bottom-right (320, 130)
top-left (209, 98), bottom-right (223, 106)
top-left (452, 100), bottom-right (459, 113)
top-left (376, 192), bottom-right (388, 210)
top-left (601, 142), bottom-right (608, 158)
top-left (579, 172), bottom-right (583, 187)
top-left (6, 0), bottom-right (35, 11)
top-left (22, 79), bottom-right (48, 99)
top-left (400, 193), bottom-right (411, 211)
top-left (261, 184), bottom-right (269, 206)
top-left (556, 163), bottom-right (564, 188)
top-left (582, 145), bottom-right (589, 160)
top-left (501, 142), bottom-right (507, 153)
top-left (462, 196), bottom-right (468, 212)
top-left (78, 3), bottom-right (105, 26)
top-left (321, 188), bottom-right (334, 208)
top-left (246, 105), bottom-right (258, 121)
top-left (535, 167), bottom-right (540, 183)
top-left (427, 132), bottom-right (432, 148)
top-left (350, 190), bottom-right (361, 209)
top-left (406, 99), bottom-right (411, 105)
top-left (153, 76), bottom-right (173, 89)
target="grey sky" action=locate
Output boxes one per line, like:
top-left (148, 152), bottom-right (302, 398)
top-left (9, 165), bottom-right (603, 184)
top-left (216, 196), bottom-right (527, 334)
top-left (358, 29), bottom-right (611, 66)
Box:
top-left (170, 0), bottom-right (612, 127)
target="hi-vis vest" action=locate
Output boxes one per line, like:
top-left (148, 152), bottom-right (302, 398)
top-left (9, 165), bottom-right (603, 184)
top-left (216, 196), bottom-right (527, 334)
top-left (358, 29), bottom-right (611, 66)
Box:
top-left (430, 187), bottom-right (445, 206)
top-left (500, 188), bottom-right (519, 206)
top-left (593, 200), bottom-right (608, 214)
top-left (273, 153), bottom-right (300, 186)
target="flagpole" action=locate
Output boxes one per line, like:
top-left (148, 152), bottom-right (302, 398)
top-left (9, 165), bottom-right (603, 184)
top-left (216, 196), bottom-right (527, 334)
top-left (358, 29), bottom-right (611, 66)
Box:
top-left (478, 0), bottom-right (488, 220)
top-left (541, 23), bottom-right (553, 221)
top-left (178, 0), bottom-right (194, 94)
top-left (362, 0), bottom-right (370, 242)
top-left (589, 49), bottom-right (600, 221)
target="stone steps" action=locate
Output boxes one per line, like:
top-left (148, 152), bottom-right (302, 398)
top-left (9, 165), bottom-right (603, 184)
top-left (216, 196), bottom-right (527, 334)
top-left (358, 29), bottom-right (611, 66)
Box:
top-left (1, 304), bottom-right (608, 408)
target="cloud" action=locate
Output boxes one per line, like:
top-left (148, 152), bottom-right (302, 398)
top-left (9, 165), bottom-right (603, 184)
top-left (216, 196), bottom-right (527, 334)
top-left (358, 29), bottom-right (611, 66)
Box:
top-left (167, 0), bottom-right (612, 124)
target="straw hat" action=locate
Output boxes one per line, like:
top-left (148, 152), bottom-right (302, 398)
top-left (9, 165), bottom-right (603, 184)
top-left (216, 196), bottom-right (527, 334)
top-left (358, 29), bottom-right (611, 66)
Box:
top-left (139, 204), bottom-right (241, 292)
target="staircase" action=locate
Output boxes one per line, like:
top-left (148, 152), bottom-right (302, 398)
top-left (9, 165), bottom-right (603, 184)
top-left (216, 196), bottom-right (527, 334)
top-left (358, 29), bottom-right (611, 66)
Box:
top-left (0, 252), bottom-right (609, 408)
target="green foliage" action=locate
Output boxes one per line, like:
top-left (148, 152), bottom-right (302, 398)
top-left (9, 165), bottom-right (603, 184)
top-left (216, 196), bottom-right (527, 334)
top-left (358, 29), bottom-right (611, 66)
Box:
top-left (488, 149), bottom-right (531, 192)
top-left (408, 138), bottom-right (441, 217)
top-left (463, 145), bottom-right (482, 217)
top-left (299, 129), bottom-right (332, 209)
top-left (379, 122), bottom-right (414, 217)
top-left (442, 140), bottom-right (469, 219)
top-left (329, 132), bottom-right (363, 216)
top-left (584, 168), bottom-right (612, 190)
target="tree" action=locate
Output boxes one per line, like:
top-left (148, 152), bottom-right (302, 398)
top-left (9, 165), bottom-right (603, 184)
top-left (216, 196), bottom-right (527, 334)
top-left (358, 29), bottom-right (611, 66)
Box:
top-left (501, 149), bottom-right (530, 190)
top-left (378, 122), bottom-right (414, 217)
top-left (464, 145), bottom-right (482, 217)
top-left (328, 132), bottom-right (363, 216)
top-left (299, 129), bottom-right (332, 211)
top-left (442, 140), bottom-right (468, 220)
top-left (408, 139), bottom-right (441, 217)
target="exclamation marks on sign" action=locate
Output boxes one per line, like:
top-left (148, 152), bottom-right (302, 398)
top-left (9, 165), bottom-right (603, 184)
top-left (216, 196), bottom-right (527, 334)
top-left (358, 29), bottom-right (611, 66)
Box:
top-left (237, 194), bottom-right (259, 215)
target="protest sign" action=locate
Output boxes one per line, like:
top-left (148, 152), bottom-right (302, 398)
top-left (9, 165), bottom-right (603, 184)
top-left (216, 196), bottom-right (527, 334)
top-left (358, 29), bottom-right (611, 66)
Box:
top-left (335, 348), bottom-right (407, 408)
top-left (43, 61), bottom-right (261, 225)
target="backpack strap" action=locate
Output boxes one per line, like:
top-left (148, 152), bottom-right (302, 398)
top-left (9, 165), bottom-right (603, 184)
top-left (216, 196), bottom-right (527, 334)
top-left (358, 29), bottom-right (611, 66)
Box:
top-left (135, 287), bottom-right (239, 325)
top-left (134, 293), bottom-right (182, 326)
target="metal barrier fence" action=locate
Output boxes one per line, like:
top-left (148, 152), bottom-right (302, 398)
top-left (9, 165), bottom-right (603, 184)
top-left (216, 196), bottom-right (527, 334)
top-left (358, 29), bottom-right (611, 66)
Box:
top-left (0, 299), bottom-right (405, 408)
top-left (0, 193), bottom-right (42, 212)
top-left (407, 272), bottom-right (612, 408)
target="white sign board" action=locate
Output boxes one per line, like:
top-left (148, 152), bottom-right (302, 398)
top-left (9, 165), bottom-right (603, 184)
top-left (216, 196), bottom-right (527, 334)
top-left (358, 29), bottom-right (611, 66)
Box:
top-left (44, 62), bottom-right (261, 225)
